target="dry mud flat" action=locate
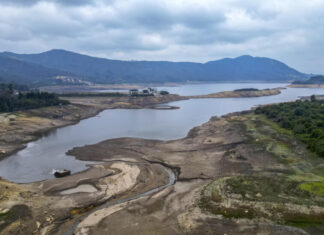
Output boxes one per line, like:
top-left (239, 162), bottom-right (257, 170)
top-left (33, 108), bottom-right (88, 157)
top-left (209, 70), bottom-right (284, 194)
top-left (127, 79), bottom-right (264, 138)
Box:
top-left (0, 161), bottom-right (169, 234)
top-left (64, 112), bottom-right (324, 235)
top-left (288, 84), bottom-right (324, 88)
top-left (1, 89), bottom-right (309, 235)
top-left (189, 87), bottom-right (282, 99)
top-left (1, 111), bottom-right (323, 234)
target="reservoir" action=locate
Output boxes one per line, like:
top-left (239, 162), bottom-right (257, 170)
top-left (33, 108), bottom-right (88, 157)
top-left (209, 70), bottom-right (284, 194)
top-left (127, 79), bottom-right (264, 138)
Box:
top-left (1, 83), bottom-right (324, 183)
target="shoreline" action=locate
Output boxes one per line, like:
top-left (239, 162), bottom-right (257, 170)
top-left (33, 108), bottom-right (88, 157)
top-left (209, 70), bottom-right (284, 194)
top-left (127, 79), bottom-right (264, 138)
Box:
top-left (0, 88), bottom-right (282, 162)
top-left (0, 94), bottom-right (185, 160)
top-left (62, 109), bottom-right (321, 234)
top-left (288, 84), bottom-right (324, 88)
top-left (1, 96), bottom-right (323, 234)
top-left (39, 82), bottom-right (290, 93)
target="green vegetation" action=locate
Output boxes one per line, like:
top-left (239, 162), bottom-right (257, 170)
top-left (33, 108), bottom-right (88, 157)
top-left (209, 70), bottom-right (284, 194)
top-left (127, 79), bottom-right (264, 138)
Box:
top-left (0, 84), bottom-right (68, 112)
top-left (60, 92), bottom-right (128, 97)
top-left (293, 75), bottom-right (324, 85)
top-left (255, 97), bottom-right (324, 157)
top-left (159, 90), bottom-right (169, 95)
top-left (234, 88), bottom-right (259, 92)
top-left (0, 205), bottom-right (31, 232)
top-left (200, 113), bottom-right (324, 231)
top-left (0, 82), bottom-right (29, 92)
top-left (299, 181), bottom-right (324, 197)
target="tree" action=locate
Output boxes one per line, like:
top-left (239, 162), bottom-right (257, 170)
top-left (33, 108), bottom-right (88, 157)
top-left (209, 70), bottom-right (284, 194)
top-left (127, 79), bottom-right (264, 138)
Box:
top-left (311, 95), bottom-right (316, 102)
top-left (0, 83), bottom-right (5, 91)
top-left (8, 83), bottom-right (13, 95)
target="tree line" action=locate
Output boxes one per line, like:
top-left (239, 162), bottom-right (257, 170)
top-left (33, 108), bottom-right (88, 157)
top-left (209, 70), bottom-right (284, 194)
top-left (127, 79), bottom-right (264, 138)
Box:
top-left (255, 95), bottom-right (324, 157)
top-left (0, 83), bottom-right (68, 112)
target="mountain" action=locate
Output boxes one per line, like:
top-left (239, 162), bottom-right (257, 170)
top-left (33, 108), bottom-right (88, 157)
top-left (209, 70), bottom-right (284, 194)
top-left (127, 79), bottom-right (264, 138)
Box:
top-left (0, 55), bottom-right (79, 86)
top-left (293, 75), bottom-right (324, 84)
top-left (0, 49), bottom-right (308, 86)
top-left (204, 55), bottom-right (307, 82)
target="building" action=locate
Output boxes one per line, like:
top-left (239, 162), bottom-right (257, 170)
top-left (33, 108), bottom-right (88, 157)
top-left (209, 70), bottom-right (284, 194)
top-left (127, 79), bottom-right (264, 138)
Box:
top-left (129, 89), bottom-right (139, 96)
top-left (142, 89), bottom-right (150, 95)
top-left (147, 87), bottom-right (157, 94)
top-left (129, 88), bottom-right (157, 96)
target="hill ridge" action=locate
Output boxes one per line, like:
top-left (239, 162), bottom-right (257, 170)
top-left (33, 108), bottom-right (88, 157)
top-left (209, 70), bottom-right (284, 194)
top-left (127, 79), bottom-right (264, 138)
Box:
top-left (0, 50), bottom-right (308, 86)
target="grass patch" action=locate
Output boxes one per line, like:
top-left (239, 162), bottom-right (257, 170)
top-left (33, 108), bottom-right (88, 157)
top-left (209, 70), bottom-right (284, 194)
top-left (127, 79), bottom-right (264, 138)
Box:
top-left (0, 205), bottom-right (31, 232)
top-left (201, 113), bottom-right (324, 230)
top-left (299, 181), bottom-right (324, 197)
top-left (283, 212), bottom-right (324, 228)
top-left (224, 175), bottom-right (316, 205)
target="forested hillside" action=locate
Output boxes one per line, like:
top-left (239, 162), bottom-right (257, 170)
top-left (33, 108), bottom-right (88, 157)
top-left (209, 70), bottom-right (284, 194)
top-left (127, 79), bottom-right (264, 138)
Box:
top-left (0, 50), bottom-right (307, 85)
top-left (255, 97), bottom-right (324, 156)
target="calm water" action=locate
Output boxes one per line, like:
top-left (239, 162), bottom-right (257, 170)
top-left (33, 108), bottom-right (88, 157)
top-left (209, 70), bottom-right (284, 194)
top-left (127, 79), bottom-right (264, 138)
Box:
top-left (1, 84), bottom-right (324, 183)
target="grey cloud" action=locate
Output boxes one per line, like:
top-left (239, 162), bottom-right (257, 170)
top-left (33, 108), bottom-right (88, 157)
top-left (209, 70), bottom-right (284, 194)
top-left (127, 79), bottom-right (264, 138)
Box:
top-left (0, 0), bottom-right (95, 6)
top-left (116, 1), bottom-right (225, 31)
top-left (125, 3), bottom-right (175, 30)
top-left (0, 0), bottom-right (324, 73)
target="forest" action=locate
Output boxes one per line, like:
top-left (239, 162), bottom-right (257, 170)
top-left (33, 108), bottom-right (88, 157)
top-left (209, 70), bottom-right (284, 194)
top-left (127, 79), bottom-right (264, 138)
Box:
top-left (255, 95), bottom-right (324, 157)
top-left (0, 84), bottom-right (68, 112)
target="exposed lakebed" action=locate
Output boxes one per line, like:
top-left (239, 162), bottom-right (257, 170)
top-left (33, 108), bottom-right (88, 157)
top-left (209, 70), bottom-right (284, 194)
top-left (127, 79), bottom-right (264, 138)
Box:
top-left (1, 83), bottom-right (324, 183)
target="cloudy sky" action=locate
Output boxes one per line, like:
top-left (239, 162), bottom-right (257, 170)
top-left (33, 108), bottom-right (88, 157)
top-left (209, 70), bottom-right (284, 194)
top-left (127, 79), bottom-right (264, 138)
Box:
top-left (0, 0), bottom-right (323, 73)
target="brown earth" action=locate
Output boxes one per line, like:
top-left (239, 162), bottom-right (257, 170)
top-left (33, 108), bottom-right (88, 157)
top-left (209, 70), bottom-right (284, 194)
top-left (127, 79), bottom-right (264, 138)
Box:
top-left (1, 110), bottom-right (321, 234)
top-left (288, 84), bottom-right (324, 88)
top-left (0, 89), bottom-right (298, 235)
top-left (0, 161), bottom-right (169, 235)
top-left (189, 88), bottom-right (282, 98)
top-left (61, 113), bottom-right (316, 235)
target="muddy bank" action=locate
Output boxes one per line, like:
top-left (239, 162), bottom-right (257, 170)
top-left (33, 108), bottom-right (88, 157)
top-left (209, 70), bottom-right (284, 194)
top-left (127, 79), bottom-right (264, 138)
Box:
top-left (1, 110), bottom-right (323, 234)
top-left (0, 160), bottom-right (170, 235)
top-left (64, 112), bottom-right (322, 235)
top-left (189, 87), bottom-right (282, 98)
top-left (0, 87), bottom-right (284, 161)
top-left (0, 94), bottom-right (185, 160)
top-left (288, 84), bottom-right (324, 88)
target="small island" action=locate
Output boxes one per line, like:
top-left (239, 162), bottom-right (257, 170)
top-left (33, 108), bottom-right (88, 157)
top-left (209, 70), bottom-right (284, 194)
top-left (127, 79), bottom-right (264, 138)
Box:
top-left (189, 87), bottom-right (282, 99)
top-left (289, 75), bottom-right (324, 88)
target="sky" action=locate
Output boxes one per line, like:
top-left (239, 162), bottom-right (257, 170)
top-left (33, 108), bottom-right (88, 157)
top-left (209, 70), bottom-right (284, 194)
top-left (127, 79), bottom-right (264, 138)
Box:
top-left (0, 0), bottom-right (323, 74)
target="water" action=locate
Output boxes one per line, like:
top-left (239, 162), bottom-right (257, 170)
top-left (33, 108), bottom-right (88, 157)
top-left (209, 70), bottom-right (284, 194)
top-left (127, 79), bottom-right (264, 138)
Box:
top-left (0, 84), bottom-right (324, 183)
top-left (156, 82), bottom-right (287, 96)
top-left (99, 83), bottom-right (286, 96)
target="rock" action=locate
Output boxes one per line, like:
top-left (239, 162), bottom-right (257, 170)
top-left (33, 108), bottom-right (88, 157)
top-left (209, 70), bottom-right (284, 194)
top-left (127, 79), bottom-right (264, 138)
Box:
top-left (256, 193), bottom-right (262, 198)
top-left (245, 193), bottom-right (252, 198)
top-left (8, 114), bottom-right (16, 121)
top-left (0, 208), bottom-right (9, 214)
top-left (36, 221), bottom-right (41, 229)
top-left (210, 116), bottom-right (220, 121)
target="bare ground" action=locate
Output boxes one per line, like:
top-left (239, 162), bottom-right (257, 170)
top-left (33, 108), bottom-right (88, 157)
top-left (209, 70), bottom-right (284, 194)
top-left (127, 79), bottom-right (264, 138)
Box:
top-left (61, 113), bottom-right (317, 235)
top-left (0, 89), bottom-right (308, 235)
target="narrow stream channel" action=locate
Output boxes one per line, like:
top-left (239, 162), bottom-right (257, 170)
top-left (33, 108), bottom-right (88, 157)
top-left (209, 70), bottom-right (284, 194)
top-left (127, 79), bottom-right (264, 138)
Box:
top-left (63, 163), bottom-right (176, 235)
